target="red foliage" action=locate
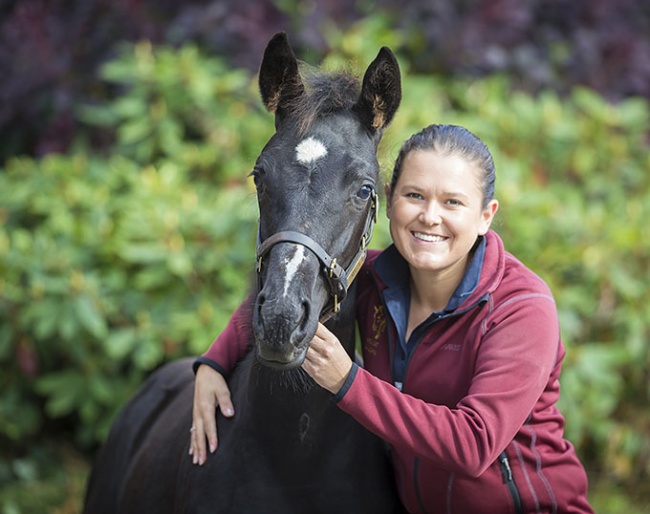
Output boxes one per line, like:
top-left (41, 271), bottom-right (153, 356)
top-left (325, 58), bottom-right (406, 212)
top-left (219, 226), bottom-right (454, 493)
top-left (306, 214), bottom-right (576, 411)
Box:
top-left (1, 0), bottom-right (648, 160)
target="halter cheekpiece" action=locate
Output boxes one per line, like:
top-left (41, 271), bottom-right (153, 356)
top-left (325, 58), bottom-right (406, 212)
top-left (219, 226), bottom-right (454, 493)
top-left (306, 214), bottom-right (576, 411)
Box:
top-left (256, 189), bottom-right (378, 322)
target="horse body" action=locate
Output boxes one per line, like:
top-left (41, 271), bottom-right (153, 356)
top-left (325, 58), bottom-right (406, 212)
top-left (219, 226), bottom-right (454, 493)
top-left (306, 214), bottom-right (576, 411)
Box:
top-left (83, 33), bottom-right (403, 513)
top-left (183, 298), bottom-right (398, 514)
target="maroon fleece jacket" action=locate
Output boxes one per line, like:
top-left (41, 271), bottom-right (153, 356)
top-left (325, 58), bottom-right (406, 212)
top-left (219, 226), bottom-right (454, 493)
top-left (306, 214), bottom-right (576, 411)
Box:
top-left (199, 230), bottom-right (593, 514)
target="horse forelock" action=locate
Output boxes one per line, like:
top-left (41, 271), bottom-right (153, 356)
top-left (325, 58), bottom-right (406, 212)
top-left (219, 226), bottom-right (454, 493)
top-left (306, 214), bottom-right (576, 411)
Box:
top-left (286, 65), bottom-right (361, 136)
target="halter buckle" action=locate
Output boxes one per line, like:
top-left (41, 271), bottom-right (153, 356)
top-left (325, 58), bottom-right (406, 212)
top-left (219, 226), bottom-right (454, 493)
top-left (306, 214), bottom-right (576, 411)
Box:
top-left (328, 258), bottom-right (337, 278)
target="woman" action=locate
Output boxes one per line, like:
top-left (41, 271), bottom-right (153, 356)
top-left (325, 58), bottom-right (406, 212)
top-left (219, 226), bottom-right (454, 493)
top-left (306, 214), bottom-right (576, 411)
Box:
top-left (190, 124), bottom-right (594, 513)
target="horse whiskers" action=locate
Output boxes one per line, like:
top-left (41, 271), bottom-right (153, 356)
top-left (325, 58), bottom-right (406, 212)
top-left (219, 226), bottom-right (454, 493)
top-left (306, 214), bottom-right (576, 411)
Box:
top-left (249, 359), bottom-right (315, 395)
top-left (276, 366), bottom-right (315, 394)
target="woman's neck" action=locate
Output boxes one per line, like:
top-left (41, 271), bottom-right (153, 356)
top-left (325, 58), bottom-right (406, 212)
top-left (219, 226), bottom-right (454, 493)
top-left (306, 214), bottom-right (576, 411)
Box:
top-left (409, 267), bottom-right (460, 313)
top-left (406, 255), bottom-right (469, 338)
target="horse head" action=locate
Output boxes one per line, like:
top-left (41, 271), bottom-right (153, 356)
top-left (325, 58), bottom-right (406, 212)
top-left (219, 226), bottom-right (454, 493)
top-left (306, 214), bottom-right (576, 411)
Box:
top-left (252, 33), bottom-right (401, 369)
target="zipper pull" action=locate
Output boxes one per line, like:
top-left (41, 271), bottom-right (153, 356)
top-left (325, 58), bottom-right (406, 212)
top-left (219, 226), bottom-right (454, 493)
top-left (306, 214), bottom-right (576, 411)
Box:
top-left (498, 451), bottom-right (524, 513)
top-left (499, 452), bottom-right (513, 482)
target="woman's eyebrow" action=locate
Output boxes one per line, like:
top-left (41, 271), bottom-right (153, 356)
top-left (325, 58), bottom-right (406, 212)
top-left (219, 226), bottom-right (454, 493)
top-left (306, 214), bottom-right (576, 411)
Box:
top-left (399, 184), bottom-right (470, 199)
top-left (443, 191), bottom-right (470, 199)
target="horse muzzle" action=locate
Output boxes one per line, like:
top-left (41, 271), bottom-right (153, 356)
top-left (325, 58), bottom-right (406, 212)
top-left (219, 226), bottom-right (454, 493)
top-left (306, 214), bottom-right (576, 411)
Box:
top-left (252, 279), bottom-right (320, 369)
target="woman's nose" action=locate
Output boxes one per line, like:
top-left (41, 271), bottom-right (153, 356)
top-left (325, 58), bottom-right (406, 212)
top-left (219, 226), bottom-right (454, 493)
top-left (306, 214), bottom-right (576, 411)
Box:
top-left (419, 201), bottom-right (442, 225)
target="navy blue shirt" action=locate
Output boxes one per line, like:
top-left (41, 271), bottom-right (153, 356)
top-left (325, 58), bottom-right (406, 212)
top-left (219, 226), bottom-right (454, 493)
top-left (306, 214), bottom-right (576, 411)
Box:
top-left (374, 236), bottom-right (486, 389)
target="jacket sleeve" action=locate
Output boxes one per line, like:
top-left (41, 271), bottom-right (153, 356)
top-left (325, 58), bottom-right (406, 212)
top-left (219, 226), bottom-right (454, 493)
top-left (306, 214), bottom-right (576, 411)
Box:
top-left (193, 295), bottom-right (255, 379)
top-left (334, 292), bottom-right (562, 478)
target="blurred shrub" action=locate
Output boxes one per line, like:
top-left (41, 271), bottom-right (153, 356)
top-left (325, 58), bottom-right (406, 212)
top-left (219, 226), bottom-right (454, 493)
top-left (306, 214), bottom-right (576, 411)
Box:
top-left (0, 43), bottom-right (270, 446)
top-left (2, 0), bottom-right (648, 160)
top-left (78, 41), bottom-right (271, 182)
top-left (0, 153), bottom-right (259, 444)
top-left (385, 0), bottom-right (650, 101)
top-left (0, 0), bottom-right (290, 160)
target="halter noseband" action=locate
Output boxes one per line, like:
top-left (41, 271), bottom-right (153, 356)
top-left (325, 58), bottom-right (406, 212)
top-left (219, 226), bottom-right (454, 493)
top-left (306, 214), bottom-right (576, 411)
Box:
top-left (256, 189), bottom-right (378, 322)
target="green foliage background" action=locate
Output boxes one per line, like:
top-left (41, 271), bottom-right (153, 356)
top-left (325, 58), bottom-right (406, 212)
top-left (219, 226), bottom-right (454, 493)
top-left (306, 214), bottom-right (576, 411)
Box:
top-left (1, 19), bottom-right (649, 513)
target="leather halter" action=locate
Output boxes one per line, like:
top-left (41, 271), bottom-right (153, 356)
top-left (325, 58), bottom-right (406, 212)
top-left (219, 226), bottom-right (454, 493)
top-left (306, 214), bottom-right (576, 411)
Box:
top-left (256, 189), bottom-right (378, 322)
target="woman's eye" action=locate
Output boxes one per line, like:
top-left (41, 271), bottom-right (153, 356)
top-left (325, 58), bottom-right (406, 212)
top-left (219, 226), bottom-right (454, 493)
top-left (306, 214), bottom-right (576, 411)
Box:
top-left (356, 185), bottom-right (374, 201)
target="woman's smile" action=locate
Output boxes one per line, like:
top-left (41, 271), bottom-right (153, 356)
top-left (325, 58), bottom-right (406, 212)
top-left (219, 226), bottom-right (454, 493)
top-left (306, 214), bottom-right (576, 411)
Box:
top-left (412, 231), bottom-right (447, 243)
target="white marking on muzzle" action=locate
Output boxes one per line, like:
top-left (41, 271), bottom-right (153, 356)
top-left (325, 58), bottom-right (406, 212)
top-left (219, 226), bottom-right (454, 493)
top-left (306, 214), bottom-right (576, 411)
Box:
top-left (295, 137), bottom-right (327, 164)
top-left (283, 245), bottom-right (306, 297)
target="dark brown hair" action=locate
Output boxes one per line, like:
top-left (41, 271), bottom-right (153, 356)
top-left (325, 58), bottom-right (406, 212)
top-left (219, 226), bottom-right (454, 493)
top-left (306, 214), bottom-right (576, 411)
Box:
top-left (389, 124), bottom-right (496, 208)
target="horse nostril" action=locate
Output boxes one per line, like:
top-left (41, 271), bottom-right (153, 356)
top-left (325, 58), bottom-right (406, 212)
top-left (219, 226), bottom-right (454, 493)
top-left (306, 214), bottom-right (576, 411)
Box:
top-left (256, 294), bottom-right (264, 314)
top-left (253, 293), bottom-right (265, 330)
top-left (300, 301), bottom-right (310, 331)
top-left (288, 301), bottom-right (311, 346)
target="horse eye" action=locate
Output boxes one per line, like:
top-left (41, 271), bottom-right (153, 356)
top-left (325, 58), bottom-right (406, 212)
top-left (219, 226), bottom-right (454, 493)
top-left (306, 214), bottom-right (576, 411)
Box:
top-left (249, 168), bottom-right (264, 189)
top-left (356, 185), bottom-right (374, 201)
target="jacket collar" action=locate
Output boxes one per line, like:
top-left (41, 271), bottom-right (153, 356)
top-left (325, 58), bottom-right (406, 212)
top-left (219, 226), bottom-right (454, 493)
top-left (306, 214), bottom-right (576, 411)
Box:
top-left (374, 236), bottom-right (486, 314)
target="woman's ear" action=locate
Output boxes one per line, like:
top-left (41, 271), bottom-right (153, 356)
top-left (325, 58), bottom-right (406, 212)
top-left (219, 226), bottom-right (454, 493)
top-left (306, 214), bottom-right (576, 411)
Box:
top-left (478, 199), bottom-right (499, 235)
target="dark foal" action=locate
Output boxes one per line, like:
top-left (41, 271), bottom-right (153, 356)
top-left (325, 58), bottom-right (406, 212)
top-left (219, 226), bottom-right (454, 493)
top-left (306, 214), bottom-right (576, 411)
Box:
top-left (83, 33), bottom-right (403, 514)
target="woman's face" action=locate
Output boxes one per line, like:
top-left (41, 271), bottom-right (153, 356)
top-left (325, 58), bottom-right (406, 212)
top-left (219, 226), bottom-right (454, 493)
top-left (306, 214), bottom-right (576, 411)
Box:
top-left (386, 149), bottom-right (498, 281)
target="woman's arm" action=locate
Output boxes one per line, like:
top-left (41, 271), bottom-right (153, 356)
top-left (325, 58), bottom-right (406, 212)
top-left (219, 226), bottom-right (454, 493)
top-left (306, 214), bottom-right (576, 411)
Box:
top-left (307, 295), bottom-right (561, 477)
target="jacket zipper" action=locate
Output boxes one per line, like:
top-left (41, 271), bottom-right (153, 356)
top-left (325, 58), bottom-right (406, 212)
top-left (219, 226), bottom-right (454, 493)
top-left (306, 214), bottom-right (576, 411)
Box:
top-left (381, 291), bottom-right (492, 513)
top-left (413, 457), bottom-right (430, 514)
top-left (498, 451), bottom-right (523, 514)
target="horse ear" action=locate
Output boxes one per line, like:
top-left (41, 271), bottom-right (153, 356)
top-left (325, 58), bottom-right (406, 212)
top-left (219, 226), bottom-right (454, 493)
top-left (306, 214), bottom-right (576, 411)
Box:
top-left (353, 47), bottom-right (402, 133)
top-left (259, 32), bottom-right (305, 115)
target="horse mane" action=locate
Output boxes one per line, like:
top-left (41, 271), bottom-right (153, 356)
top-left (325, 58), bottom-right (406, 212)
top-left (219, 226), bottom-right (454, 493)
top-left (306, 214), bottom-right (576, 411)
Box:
top-left (288, 63), bottom-right (361, 135)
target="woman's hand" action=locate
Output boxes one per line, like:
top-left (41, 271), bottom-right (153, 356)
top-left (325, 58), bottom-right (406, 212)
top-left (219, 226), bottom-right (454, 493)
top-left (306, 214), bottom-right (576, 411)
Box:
top-left (302, 323), bottom-right (354, 394)
top-left (190, 364), bottom-right (234, 465)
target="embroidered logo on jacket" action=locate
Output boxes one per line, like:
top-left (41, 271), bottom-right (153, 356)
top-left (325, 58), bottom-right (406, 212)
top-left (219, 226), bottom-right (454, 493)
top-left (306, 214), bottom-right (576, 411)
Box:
top-left (364, 305), bottom-right (385, 356)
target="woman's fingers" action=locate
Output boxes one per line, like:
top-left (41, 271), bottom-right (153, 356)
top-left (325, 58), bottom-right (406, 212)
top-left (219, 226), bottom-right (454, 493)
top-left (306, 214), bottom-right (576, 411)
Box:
top-left (190, 365), bottom-right (235, 465)
top-left (190, 408), bottom-right (208, 465)
top-left (302, 323), bottom-right (353, 394)
top-left (215, 377), bottom-right (235, 418)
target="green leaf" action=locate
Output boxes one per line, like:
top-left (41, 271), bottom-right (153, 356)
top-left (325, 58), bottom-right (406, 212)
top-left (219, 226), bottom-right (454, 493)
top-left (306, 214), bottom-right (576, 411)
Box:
top-left (35, 372), bottom-right (85, 418)
top-left (73, 295), bottom-right (108, 339)
top-left (104, 328), bottom-right (136, 360)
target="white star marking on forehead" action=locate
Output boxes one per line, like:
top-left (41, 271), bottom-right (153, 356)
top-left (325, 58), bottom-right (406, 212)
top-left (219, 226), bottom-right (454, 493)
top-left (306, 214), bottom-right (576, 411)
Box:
top-left (295, 137), bottom-right (328, 164)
